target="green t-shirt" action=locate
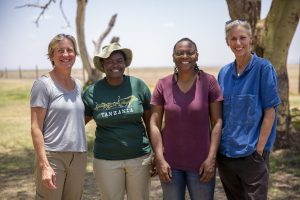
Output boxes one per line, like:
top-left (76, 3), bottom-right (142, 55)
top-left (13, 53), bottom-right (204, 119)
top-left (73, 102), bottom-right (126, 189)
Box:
top-left (83, 75), bottom-right (151, 160)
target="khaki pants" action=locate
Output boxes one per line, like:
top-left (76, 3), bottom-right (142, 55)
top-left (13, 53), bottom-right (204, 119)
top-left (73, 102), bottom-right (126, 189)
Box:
top-left (34, 151), bottom-right (87, 200)
top-left (93, 154), bottom-right (151, 200)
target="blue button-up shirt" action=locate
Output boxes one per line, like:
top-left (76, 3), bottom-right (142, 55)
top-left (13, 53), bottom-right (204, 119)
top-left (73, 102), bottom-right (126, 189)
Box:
top-left (218, 53), bottom-right (281, 158)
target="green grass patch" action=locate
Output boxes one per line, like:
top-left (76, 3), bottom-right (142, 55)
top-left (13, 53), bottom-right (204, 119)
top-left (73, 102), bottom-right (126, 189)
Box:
top-left (270, 150), bottom-right (300, 176)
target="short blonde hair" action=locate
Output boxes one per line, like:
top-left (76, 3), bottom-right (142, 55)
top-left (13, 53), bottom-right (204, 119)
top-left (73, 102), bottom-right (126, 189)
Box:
top-left (47, 34), bottom-right (79, 66)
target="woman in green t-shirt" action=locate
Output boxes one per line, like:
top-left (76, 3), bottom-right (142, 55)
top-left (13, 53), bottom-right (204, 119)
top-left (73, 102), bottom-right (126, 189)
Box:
top-left (83, 42), bottom-right (152, 200)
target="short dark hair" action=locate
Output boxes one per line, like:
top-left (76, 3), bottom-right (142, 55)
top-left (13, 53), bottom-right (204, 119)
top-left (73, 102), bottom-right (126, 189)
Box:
top-left (173, 37), bottom-right (198, 53)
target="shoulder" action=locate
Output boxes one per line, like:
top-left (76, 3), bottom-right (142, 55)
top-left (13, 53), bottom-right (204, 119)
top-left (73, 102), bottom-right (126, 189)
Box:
top-left (200, 70), bottom-right (216, 79)
top-left (87, 82), bottom-right (96, 90)
top-left (157, 74), bottom-right (173, 84)
top-left (83, 82), bottom-right (96, 96)
top-left (37, 75), bottom-right (51, 84)
top-left (199, 70), bottom-right (219, 84)
top-left (32, 75), bottom-right (51, 90)
top-left (219, 62), bottom-right (234, 76)
top-left (127, 75), bottom-right (147, 86)
top-left (250, 55), bottom-right (278, 82)
top-left (128, 75), bottom-right (145, 83)
top-left (127, 76), bottom-right (150, 93)
top-left (252, 54), bottom-right (274, 71)
top-left (73, 77), bottom-right (83, 87)
top-left (253, 53), bottom-right (271, 65)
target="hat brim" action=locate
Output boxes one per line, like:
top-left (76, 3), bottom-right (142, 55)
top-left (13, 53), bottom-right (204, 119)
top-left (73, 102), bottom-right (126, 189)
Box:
top-left (94, 48), bottom-right (132, 73)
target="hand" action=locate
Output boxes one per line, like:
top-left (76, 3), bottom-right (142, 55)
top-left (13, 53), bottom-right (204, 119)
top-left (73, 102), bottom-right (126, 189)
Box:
top-left (256, 149), bottom-right (264, 157)
top-left (155, 156), bottom-right (172, 182)
top-left (199, 157), bottom-right (216, 183)
top-left (41, 166), bottom-right (57, 189)
top-left (150, 155), bottom-right (158, 177)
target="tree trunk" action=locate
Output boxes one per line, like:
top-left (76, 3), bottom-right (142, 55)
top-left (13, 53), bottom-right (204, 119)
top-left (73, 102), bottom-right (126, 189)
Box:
top-left (226, 0), bottom-right (300, 148)
top-left (261, 0), bottom-right (300, 148)
top-left (76, 0), bottom-right (102, 84)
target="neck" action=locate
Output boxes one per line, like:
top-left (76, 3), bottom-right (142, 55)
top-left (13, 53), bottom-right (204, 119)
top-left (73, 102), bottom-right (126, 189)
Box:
top-left (106, 76), bottom-right (124, 86)
top-left (50, 68), bottom-right (72, 87)
top-left (236, 53), bottom-right (252, 72)
top-left (177, 69), bottom-right (197, 82)
top-left (52, 67), bottom-right (71, 80)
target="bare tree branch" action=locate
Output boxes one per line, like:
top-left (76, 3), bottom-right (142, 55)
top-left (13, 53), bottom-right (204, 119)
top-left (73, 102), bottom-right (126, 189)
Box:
top-left (15, 4), bottom-right (46, 9)
top-left (16, 0), bottom-right (55, 27)
top-left (59, 0), bottom-right (71, 28)
top-left (16, 0), bottom-right (70, 28)
top-left (93, 14), bottom-right (118, 56)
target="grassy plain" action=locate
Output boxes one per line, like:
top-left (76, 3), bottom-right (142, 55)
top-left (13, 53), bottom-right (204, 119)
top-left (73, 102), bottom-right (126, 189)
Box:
top-left (0, 65), bottom-right (299, 199)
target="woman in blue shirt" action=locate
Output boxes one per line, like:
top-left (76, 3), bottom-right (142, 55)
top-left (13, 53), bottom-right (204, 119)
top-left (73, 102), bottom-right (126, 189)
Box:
top-left (217, 19), bottom-right (281, 200)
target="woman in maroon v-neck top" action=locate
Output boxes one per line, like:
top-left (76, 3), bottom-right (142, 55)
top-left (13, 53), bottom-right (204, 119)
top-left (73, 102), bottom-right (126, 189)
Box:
top-left (149, 38), bottom-right (223, 200)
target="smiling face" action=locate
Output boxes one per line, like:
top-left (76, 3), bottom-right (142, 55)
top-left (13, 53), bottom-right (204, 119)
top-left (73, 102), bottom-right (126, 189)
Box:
top-left (102, 51), bottom-right (126, 79)
top-left (226, 25), bottom-right (252, 58)
top-left (51, 38), bottom-right (76, 70)
top-left (173, 40), bottom-right (198, 73)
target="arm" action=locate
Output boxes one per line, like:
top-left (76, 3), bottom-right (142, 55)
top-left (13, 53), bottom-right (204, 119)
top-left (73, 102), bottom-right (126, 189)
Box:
top-left (143, 108), bottom-right (158, 176)
top-left (142, 109), bottom-right (151, 137)
top-left (256, 107), bottom-right (276, 156)
top-left (149, 105), bottom-right (171, 182)
top-left (200, 101), bottom-right (222, 183)
top-left (31, 107), bottom-right (56, 189)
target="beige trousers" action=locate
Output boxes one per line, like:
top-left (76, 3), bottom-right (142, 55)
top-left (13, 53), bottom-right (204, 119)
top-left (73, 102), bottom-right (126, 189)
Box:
top-left (93, 154), bottom-right (151, 200)
top-left (34, 151), bottom-right (87, 200)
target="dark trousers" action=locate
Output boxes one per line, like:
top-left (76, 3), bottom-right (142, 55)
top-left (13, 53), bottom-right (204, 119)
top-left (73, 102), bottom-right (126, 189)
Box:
top-left (217, 151), bottom-right (269, 200)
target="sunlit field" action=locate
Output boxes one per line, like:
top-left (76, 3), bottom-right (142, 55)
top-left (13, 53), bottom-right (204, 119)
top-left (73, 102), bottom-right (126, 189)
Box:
top-left (0, 65), bottom-right (299, 199)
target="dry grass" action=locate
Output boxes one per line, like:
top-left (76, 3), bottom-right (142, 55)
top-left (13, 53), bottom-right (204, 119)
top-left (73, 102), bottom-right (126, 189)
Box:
top-left (0, 65), bottom-right (299, 199)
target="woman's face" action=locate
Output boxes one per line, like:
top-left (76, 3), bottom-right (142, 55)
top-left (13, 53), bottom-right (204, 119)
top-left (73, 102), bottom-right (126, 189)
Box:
top-left (102, 51), bottom-right (126, 78)
top-left (173, 41), bottom-right (198, 72)
top-left (226, 25), bottom-right (252, 58)
top-left (51, 38), bottom-right (76, 69)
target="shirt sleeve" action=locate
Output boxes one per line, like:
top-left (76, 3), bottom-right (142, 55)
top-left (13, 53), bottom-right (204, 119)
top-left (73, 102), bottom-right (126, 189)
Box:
top-left (30, 79), bottom-right (49, 108)
top-left (150, 79), bottom-right (164, 106)
top-left (208, 75), bottom-right (224, 103)
top-left (82, 87), bottom-right (94, 117)
top-left (143, 82), bottom-right (151, 110)
top-left (260, 64), bottom-right (281, 109)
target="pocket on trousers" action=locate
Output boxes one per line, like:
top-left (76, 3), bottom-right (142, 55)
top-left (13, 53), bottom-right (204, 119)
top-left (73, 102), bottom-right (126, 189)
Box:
top-left (251, 151), bottom-right (264, 163)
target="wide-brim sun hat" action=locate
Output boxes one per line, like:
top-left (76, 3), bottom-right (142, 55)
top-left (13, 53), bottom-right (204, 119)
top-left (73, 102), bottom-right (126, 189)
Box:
top-left (93, 42), bottom-right (133, 72)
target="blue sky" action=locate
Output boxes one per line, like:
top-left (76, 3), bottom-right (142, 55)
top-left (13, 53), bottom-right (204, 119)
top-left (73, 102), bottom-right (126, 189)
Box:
top-left (0, 0), bottom-right (299, 70)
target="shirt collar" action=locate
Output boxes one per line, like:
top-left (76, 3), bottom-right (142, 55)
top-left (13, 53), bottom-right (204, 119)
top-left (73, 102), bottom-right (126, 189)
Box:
top-left (232, 53), bottom-right (256, 78)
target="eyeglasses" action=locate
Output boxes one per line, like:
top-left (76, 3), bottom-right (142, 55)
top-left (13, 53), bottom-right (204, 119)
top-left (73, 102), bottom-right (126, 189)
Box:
top-left (174, 51), bottom-right (197, 58)
top-left (225, 19), bottom-right (247, 25)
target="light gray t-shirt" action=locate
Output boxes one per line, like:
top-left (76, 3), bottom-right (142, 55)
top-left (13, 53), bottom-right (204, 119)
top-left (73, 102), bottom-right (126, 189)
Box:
top-left (30, 75), bottom-right (87, 152)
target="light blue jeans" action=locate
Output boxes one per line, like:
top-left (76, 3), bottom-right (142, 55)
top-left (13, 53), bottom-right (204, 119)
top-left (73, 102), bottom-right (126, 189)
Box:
top-left (161, 169), bottom-right (215, 200)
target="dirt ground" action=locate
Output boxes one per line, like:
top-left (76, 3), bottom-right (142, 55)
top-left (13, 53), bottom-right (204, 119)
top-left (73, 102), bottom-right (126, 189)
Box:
top-left (1, 66), bottom-right (299, 199)
top-left (1, 150), bottom-right (299, 200)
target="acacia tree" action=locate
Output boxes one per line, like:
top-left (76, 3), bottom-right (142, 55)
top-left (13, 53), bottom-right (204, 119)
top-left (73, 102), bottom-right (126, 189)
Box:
top-left (17, 0), bottom-right (118, 84)
top-left (19, 0), bottom-right (299, 147)
top-left (226, 0), bottom-right (300, 148)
